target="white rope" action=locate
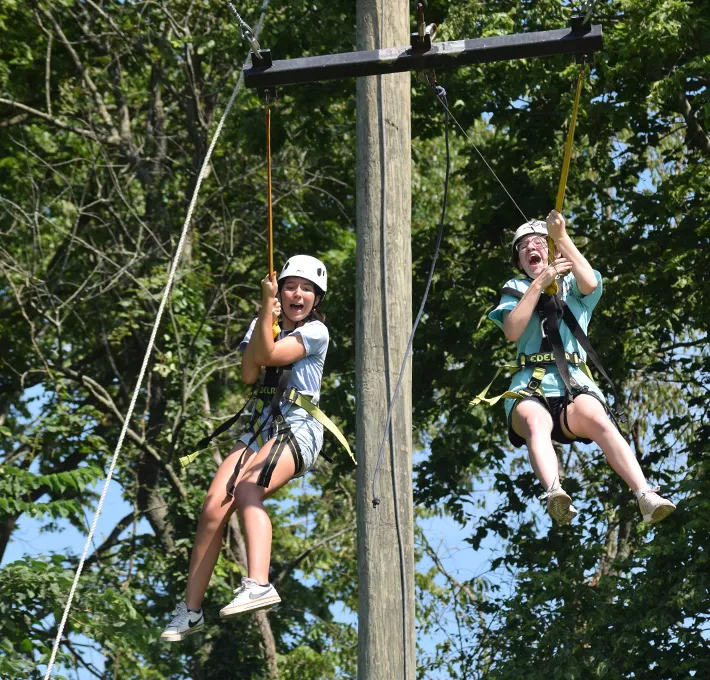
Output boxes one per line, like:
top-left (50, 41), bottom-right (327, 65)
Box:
top-left (42, 3), bottom-right (270, 676)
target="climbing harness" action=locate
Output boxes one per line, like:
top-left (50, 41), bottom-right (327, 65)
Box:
top-left (179, 326), bottom-right (355, 486)
top-left (470, 284), bottom-right (627, 433)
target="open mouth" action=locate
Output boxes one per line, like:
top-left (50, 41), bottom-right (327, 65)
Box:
top-left (290, 303), bottom-right (304, 313)
top-left (528, 252), bottom-right (542, 266)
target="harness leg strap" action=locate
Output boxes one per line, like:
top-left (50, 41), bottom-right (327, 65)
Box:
top-left (256, 423), bottom-right (304, 489)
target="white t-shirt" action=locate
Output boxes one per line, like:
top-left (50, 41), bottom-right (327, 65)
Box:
top-left (239, 319), bottom-right (329, 405)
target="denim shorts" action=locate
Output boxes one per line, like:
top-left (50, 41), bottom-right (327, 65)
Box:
top-left (238, 404), bottom-right (324, 477)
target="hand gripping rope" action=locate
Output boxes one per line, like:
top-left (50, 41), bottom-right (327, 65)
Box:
top-left (41, 3), bottom-right (271, 677)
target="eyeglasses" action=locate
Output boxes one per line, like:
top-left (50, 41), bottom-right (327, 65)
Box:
top-left (515, 236), bottom-right (548, 253)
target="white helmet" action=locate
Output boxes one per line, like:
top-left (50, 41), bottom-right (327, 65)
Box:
top-left (511, 220), bottom-right (548, 265)
top-left (278, 254), bottom-right (327, 297)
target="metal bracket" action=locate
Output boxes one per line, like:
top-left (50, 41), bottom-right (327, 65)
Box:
top-left (410, 32), bottom-right (432, 52)
top-left (253, 49), bottom-right (277, 103)
top-left (569, 16), bottom-right (593, 65)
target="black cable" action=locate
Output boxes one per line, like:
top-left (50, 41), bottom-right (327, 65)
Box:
top-left (371, 78), bottom-right (451, 509)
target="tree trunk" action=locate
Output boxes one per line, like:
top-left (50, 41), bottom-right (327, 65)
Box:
top-left (355, 1), bottom-right (414, 678)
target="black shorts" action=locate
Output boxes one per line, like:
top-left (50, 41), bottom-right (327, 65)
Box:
top-left (507, 393), bottom-right (598, 448)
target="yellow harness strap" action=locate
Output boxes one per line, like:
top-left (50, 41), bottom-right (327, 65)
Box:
top-left (470, 361), bottom-right (594, 409)
top-left (291, 392), bottom-right (356, 465)
top-left (178, 450), bottom-right (202, 468)
top-left (545, 62), bottom-right (586, 296)
top-left (470, 363), bottom-right (522, 407)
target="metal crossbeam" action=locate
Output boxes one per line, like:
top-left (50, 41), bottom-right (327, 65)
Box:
top-left (244, 24), bottom-right (602, 89)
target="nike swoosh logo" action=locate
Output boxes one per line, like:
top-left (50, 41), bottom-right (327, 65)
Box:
top-left (249, 589), bottom-right (273, 601)
top-left (188, 617), bottom-right (202, 628)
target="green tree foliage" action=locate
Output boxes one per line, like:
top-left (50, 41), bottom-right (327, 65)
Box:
top-left (411, 1), bottom-right (710, 678)
top-left (1, 0), bottom-right (708, 678)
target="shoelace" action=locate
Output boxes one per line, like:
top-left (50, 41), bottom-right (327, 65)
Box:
top-left (168, 603), bottom-right (189, 625)
top-left (639, 486), bottom-right (661, 499)
top-left (233, 578), bottom-right (257, 595)
top-left (538, 476), bottom-right (562, 501)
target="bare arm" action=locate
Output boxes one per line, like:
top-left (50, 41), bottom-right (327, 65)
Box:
top-left (241, 273), bottom-right (308, 382)
top-left (547, 210), bottom-right (597, 295)
top-left (503, 277), bottom-right (545, 342)
top-left (502, 256), bottom-right (572, 342)
top-left (241, 341), bottom-right (262, 384)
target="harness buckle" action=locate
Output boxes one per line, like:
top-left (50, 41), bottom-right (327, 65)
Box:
top-left (284, 386), bottom-right (299, 403)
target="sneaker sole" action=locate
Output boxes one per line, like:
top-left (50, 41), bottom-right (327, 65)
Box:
top-left (219, 595), bottom-right (282, 619)
top-left (161, 622), bottom-right (204, 642)
top-left (643, 502), bottom-right (677, 525)
top-left (548, 495), bottom-right (578, 525)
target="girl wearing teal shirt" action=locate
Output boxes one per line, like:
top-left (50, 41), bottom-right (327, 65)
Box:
top-left (489, 210), bottom-right (676, 526)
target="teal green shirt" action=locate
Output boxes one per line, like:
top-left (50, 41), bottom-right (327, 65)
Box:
top-left (488, 271), bottom-right (606, 419)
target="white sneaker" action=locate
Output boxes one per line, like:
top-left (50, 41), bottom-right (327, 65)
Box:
top-left (540, 485), bottom-right (579, 525)
top-left (638, 488), bottom-right (676, 524)
top-left (219, 577), bottom-right (281, 619)
top-left (160, 602), bottom-right (204, 642)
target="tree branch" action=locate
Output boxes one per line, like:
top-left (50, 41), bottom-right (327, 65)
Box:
top-left (37, 364), bottom-right (187, 501)
top-left (678, 91), bottom-right (710, 156)
top-left (36, 4), bottom-right (120, 142)
top-left (272, 522), bottom-right (356, 586)
top-left (0, 97), bottom-right (100, 142)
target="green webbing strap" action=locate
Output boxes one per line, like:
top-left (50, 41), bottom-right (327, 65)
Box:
top-left (179, 450), bottom-right (202, 468)
top-left (579, 361), bottom-right (594, 383)
top-left (518, 366), bottom-right (547, 395)
top-left (178, 393), bottom-right (259, 468)
top-left (470, 363), bottom-right (518, 407)
top-left (292, 393), bottom-right (356, 465)
top-left (470, 360), bottom-right (597, 409)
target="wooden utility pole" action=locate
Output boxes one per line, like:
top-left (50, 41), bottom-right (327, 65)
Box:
top-left (355, 0), bottom-right (414, 678)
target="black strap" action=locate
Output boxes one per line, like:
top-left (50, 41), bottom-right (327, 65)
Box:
top-left (558, 302), bottom-right (621, 403)
top-left (518, 350), bottom-right (580, 367)
top-left (240, 365), bottom-right (293, 451)
top-left (256, 420), bottom-right (304, 488)
top-left (538, 294), bottom-right (583, 396)
top-left (194, 385), bottom-right (257, 451)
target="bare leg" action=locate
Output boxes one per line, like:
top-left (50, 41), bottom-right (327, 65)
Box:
top-left (562, 394), bottom-right (647, 492)
top-left (185, 442), bottom-right (259, 610)
top-left (511, 399), bottom-right (557, 489)
top-left (233, 441), bottom-right (297, 584)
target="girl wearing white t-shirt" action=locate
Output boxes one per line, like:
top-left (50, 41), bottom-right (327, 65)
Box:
top-left (162, 255), bottom-right (329, 641)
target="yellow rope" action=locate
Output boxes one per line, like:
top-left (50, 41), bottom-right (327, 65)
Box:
top-left (544, 62), bottom-right (586, 296)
